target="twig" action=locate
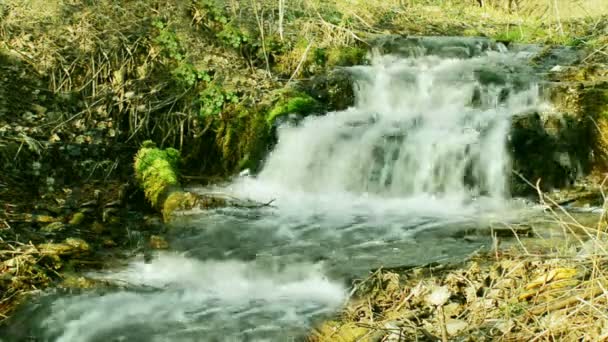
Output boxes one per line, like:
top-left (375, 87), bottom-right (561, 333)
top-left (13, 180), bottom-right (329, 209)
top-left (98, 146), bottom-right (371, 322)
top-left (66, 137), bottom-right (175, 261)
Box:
top-left (251, 0), bottom-right (271, 78)
top-left (287, 41), bottom-right (313, 84)
top-left (528, 283), bottom-right (604, 315)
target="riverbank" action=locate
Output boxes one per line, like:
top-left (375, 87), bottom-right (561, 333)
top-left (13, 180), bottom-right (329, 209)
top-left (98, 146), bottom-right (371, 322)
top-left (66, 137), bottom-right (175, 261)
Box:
top-left (309, 204), bottom-right (608, 341)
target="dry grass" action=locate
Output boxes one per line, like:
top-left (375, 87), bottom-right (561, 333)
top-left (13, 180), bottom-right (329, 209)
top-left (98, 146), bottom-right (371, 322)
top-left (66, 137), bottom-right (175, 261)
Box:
top-left (309, 183), bottom-right (608, 341)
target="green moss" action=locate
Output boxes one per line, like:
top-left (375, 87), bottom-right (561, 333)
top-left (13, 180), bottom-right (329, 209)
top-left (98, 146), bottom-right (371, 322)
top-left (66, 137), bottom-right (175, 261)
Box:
top-left (493, 25), bottom-right (545, 43)
top-left (212, 104), bottom-right (272, 173)
top-left (162, 191), bottom-right (198, 222)
top-left (326, 46), bottom-right (367, 67)
top-left (134, 141), bottom-right (181, 208)
top-left (68, 212), bottom-right (86, 225)
top-left (492, 24), bottom-right (578, 46)
top-left (267, 93), bottom-right (318, 124)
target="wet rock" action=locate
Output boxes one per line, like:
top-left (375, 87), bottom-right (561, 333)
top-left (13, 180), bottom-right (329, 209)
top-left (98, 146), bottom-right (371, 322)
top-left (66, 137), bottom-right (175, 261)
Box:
top-left (41, 222), bottom-right (66, 233)
top-left (302, 69), bottom-right (356, 112)
top-left (68, 212), bottom-right (86, 225)
top-left (368, 35), bottom-right (499, 58)
top-left (38, 238), bottom-right (90, 257)
top-left (91, 221), bottom-right (105, 234)
top-left (149, 235), bottom-right (169, 249)
top-left (509, 80), bottom-right (608, 195)
top-left (60, 275), bottom-right (97, 289)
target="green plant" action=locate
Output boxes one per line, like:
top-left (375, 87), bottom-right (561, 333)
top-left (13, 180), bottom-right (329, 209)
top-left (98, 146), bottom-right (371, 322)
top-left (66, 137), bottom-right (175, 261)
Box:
top-left (198, 85), bottom-right (239, 117)
top-left (194, 0), bottom-right (253, 50)
top-left (217, 24), bottom-right (249, 49)
top-left (152, 19), bottom-right (184, 61)
top-left (171, 62), bottom-right (211, 87)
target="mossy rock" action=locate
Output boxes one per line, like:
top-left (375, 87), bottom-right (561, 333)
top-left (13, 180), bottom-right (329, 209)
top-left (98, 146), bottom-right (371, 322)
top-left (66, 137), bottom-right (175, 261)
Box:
top-left (213, 104), bottom-right (272, 173)
top-left (266, 91), bottom-right (319, 125)
top-left (303, 69), bottom-right (356, 112)
top-left (134, 141), bottom-right (205, 221)
top-left (134, 141), bottom-right (181, 208)
top-left (324, 46), bottom-right (368, 68)
top-left (162, 191), bottom-right (198, 222)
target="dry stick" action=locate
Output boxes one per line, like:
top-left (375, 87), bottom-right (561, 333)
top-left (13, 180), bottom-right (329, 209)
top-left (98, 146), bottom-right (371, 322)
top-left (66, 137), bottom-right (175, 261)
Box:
top-left (251, 0), bottom-right (271, 78)
top-left (437, 305), bottom-right (449, 342)
top-left (522, 173), bottom-right (608, 253)
top-left (494, 220), bottom-right (531, 255)
top-left (287, 41), bottom-right (313, 84)
top-left (528, 283), bottom-right (604, 315)
top-left (278, 0), bottom-right (285, 41)
top-left (582, 42), bottom-right (608, 63)
top-left (551, 0), bottom-right (565, 37)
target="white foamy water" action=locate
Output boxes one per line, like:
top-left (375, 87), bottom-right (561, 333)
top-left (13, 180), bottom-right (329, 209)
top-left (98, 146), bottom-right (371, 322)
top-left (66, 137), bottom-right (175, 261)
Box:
top-left (37, 253), bottom-right (345, 342)
top-left (236, 52), bottom-right (543, 204)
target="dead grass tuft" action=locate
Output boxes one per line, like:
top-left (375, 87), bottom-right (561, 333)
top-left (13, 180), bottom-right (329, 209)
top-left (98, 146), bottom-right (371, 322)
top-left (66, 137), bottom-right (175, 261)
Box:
top-left (309, 181), bottom-right (608, 341)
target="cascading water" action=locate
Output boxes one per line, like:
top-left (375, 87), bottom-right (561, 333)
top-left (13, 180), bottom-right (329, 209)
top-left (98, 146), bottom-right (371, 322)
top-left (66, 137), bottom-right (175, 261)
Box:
top-left (255, 50), bottom-right (540, 201)
top-left (1, 38), bottom-right (546, 342)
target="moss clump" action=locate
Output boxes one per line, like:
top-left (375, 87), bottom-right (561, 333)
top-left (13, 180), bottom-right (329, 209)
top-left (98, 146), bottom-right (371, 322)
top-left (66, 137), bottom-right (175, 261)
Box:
top-left (134, 140), bottom-right (181, 208)
top-left (267, 93), bottom-right (318, 124)
top-left (162, 191), bottom-right (198, 222)
top-left (68, 212), bottom-right (86, 225)
top-left (325, 46), bottom-right (368, 67)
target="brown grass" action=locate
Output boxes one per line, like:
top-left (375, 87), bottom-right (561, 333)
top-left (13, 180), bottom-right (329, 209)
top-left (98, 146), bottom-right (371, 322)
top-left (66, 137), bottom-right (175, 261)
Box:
top-left (309, 182), bottom-right (608, 341)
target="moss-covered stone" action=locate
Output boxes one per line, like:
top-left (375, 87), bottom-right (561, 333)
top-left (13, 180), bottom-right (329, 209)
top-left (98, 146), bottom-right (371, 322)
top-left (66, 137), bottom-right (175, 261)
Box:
top-left (303, 69), bottom-right (355, 111)
top-left (68, 212), bottom-right (86, 225)
top-left (162, 191), bottom-right (198, 222)
top-left (325, 46), bottom-right (368, 68)
top-left (267, 92), bottom-right (318, 124)
top-left (134, 141), bottom-right (181, 208)
top-left (134, 141), bottom-right (206, 221)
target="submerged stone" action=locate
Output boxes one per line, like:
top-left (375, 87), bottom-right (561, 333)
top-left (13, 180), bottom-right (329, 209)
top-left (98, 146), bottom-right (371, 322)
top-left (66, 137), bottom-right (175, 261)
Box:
top-left (149, 235), bottom-right (169, 249)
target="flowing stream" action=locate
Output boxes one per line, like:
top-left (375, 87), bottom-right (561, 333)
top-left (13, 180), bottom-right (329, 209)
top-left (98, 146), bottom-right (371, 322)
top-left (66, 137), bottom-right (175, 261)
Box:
top-left (3, 38), bottom-right (548, 342)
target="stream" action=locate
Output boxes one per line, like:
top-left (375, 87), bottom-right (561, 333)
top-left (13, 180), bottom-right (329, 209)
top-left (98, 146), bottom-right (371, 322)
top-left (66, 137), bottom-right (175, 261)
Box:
top-left (2, 38), bottom-right (554, 341)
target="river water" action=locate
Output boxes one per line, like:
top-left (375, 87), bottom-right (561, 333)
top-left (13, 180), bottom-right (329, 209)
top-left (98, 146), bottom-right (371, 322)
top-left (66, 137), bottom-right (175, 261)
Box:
top-left (2, 38), bottom-right (548, 341)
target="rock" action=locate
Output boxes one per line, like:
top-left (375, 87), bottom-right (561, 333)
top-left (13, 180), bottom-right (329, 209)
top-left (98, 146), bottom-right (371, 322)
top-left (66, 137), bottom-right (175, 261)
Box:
top-left (69, 212), bottom-right (86, 225)
top-left (302, 69), bottom-right (355, 112)
top-left (149, 235), bottom-right (169, 249)
top-left (38, 238), bottom-right (90, 257)
top-left (509, 110), bottom-right (586, 195)
top-left (446, 318), bottom-right (468, 336)
top-left (41, 222), bottom-right (66, 233)
top-left (91, 221), bottom-right (106, 234)
top-left (60, 275), bottom-right (97, 289)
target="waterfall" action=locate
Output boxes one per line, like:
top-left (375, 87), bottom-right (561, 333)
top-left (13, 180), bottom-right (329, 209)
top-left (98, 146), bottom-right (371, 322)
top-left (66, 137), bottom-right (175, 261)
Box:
top-left (255, 47), bottom-right (542, 203)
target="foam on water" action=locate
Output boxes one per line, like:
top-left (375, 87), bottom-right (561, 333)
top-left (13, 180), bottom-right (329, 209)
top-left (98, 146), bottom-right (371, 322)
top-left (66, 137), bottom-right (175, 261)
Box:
top-left (37, 253), bottom-right (345, 341)
top-left (234, 52), bottom-right (543, 205)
